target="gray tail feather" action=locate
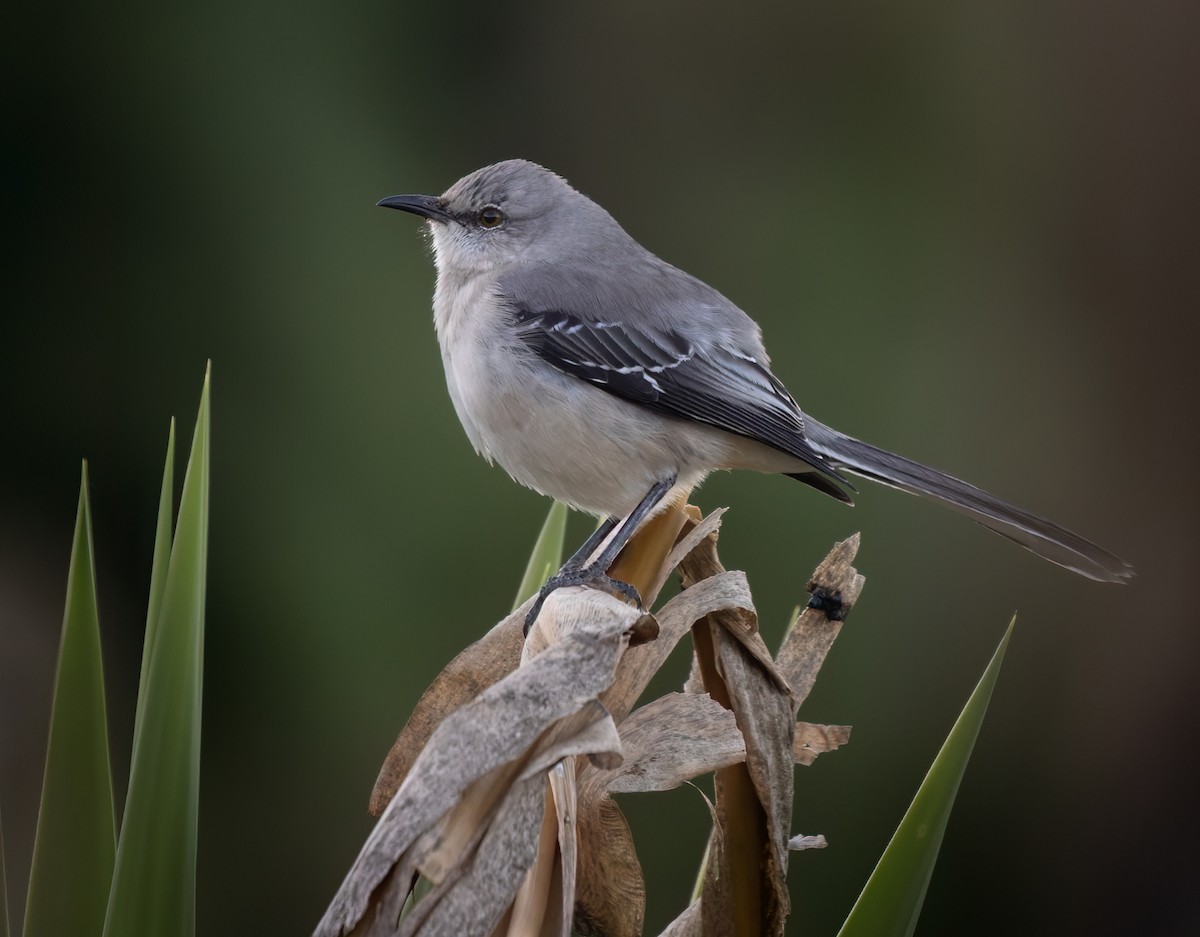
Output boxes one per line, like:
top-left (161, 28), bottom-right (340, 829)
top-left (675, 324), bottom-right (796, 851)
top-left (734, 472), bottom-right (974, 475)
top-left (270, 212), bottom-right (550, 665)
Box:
top-left (802, 419), bottom-right (1134, 584)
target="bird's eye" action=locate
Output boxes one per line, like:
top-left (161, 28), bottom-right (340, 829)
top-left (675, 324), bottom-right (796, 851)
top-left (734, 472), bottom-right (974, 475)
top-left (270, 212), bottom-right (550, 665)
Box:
top-left (478, 206), bottom-right (505, 228)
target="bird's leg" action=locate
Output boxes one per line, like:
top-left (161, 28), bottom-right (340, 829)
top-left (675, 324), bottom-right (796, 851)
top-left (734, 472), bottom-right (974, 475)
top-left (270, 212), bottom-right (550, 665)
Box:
top-left (524, 475), bottom-right (677, 635)
top-left (559, 514), bottom-right (620, 574)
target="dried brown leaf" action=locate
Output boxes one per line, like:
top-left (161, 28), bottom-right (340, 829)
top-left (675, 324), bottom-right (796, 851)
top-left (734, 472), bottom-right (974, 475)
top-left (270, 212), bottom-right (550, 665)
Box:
top-left (709, 626), bottom-right (793, 936)
top-left (679, 525), bottom-right (793, 937)
top-left (585, 693), bottom-right (744, 795)
top-left (420, 701), bottom-right (617, 887)
top-left (400, 775), bottom-right (546, 937)
top-left (572, 796), bottom-right (644, 937)
top-left (793, 722), bottom-right (852, 766)
top-left (420, 759), bottom-right (524, 883)
top-left (518, 701), bottom-right (623, 783)
top-left (485, 716), bottom-right (600, 933)
top-left (776, 533), bottom-right (865, 715)
top-left (678, 528), bottom-right (789, 694)
top-left (508, 784), bottom-right (562, 937)
top-left (689, 630), bottom-right (760, 937)
top-left (547, 761), bottom-right (578, 937)
top-left (662, 507), bottom-right (726, 576)
top-left (603, 565), bottom-right (751, 724)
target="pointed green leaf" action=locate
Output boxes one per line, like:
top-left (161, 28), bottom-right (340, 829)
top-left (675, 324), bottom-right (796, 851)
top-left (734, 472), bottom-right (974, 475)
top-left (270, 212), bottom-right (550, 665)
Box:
top-left (24, 463), bottom-right (116, 937)
top-left (132, 419), bottom-right (175, 752)
top-left (512, 500), bottom-right (568, 610)
top-left (837, 617), bottom-right (1015, 937)
top-left (104, 366), bottom-right (210, 937)
top-left (1, 804), bottom-right (11, 937)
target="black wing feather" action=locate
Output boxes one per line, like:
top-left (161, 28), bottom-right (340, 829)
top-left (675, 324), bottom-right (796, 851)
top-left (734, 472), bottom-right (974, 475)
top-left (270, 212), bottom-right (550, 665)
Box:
top-left (512, 308), bottom-right (854, 498)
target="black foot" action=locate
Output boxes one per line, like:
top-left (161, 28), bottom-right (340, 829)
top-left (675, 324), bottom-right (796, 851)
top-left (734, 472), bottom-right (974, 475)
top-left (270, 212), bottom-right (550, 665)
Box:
top-left (523, 565), bottom-right (644, 636)
top-left (806, 586), bottom-right (846, 622)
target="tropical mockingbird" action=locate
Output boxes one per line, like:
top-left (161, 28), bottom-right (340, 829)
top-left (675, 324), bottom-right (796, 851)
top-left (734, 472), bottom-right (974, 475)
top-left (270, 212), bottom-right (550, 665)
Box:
top-left (378, 159), bottom-right (1132, 627)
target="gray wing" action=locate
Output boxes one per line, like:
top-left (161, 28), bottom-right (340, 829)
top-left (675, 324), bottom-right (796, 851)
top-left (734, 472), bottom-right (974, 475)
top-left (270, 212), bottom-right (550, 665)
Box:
top-left (510, 306), bottom-right (854, 500)
top-left (501, 277), bottom-right (1132, 583)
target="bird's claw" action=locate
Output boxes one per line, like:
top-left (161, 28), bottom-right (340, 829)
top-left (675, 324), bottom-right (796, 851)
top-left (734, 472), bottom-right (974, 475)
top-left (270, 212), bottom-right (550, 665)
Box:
top-left (523, 566), bottom-right (644, 636)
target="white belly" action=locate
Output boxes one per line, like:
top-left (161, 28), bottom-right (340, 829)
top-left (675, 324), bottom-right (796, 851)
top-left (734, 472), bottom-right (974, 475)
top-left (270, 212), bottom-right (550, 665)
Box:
top-left (455, 346), bottom-right (722, 515)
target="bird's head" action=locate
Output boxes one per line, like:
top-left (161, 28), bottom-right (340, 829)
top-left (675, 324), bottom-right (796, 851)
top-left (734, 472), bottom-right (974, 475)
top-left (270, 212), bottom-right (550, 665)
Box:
top-left (378, 159), bottom-right (621, 275)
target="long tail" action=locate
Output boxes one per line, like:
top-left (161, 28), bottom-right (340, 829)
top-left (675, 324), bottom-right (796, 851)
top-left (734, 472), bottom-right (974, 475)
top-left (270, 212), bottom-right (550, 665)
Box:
top-left (801, 418), bottom-right (1134, 583)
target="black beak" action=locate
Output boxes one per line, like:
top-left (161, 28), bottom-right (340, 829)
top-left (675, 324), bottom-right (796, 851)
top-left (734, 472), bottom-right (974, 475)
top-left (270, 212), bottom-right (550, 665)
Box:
top-left (376, 194), bottom-right (452, 222)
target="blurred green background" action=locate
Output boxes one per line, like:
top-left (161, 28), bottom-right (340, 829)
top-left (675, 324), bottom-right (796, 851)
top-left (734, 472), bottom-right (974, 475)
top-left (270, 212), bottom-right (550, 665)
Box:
top-left (3, 1), bottom-right (1197, 934)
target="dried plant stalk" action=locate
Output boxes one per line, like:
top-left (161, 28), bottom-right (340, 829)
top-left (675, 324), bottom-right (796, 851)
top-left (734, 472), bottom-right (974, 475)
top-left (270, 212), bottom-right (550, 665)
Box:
top-left (316, 506), bottom-right (864, 937)
top-left (777, 533), bottom-right (866, 712)
top-left (678, 517), bottom-right (794, 937)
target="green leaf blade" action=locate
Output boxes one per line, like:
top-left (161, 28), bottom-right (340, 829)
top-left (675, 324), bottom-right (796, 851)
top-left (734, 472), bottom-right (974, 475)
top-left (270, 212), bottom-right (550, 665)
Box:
top-left (837, 617), bottom-right (1016, 937)
top-left (104, 367), bottom-right (210, 937)
top-left (131, 419), bottom-right (176, 753)
top-left (23, 463), bottom-right (116, 937)
top-left (512, 500), bottom-right (568, 611)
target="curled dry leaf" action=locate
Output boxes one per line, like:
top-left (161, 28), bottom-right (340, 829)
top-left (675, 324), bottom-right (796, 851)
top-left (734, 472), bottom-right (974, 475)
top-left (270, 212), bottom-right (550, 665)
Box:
top-left (315, 589), bottom-right (639, 937)
top-left (602, 567), bottom-right (753, 724)
top-left (662, 506), bottom-right (726, 573)
top-left (678, 521), bottom-right (795, 937)
top-left (507, 779), bottom-right (566, 937)
top-left (572, 795), bottom-right (644, 937)
top-left (398, 774), bottom-right (546, 937)
top-left (547, 762), bottom-right (578, 936)
top-left (667, 518), bottom-right (864, 937)
top-left (793, 723), bottom-right (853, 767)
top-left (586, 693), bottom-right (745, 795)
top-left (777, 533), bottom-right (866, 714)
